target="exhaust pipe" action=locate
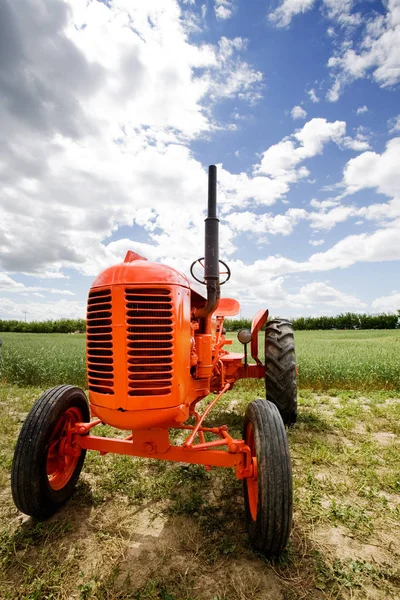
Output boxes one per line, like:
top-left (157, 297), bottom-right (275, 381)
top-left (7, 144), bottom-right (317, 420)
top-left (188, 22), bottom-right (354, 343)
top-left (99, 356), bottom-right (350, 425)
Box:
top-left (195, 165), bottom-right (220, 318)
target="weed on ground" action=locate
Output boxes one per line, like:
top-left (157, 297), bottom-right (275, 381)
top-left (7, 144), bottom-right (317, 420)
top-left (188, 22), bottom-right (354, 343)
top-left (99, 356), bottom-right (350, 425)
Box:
top-left (0, 383), bottom-right (399, 598)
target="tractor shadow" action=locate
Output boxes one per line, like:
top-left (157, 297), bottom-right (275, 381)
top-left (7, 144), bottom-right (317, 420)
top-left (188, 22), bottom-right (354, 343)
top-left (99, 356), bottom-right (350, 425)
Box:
top-left (1, 408), bottom-right (345, 600)
top-left (0, 471), bottom-right (290, 599)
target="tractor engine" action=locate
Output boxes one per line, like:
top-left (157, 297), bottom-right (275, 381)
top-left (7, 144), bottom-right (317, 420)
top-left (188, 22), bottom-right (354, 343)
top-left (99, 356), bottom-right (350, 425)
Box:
top-left (86, 254), bottom-right (193, 430)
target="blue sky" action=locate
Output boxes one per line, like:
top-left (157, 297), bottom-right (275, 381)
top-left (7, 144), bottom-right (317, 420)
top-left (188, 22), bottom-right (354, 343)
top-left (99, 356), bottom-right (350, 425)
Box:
top-left (0, 0), bottom-right (400, 320)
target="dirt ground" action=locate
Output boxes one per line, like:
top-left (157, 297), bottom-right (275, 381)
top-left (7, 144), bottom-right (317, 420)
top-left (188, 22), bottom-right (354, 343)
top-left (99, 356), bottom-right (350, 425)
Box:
top-left (0, 387), bottom-right (399, 599)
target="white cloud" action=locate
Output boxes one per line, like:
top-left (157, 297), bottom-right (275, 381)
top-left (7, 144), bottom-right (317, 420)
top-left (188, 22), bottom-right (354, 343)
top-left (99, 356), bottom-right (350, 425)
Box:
top-left (310, 198), bottom-right (340, 209)
top-left (270, 1), bottom-right (398, 101)
top-left (291, 105), bottom-right (308, 119)
top-left (212, 118), bottom-right (351, 212)
top-left (0, 0), bottom-right (265, 280)
top-left (309, 239), bottom-right (325, 246)
top-left (327, 0), bottom-right (400, 100)
top-left (372, 292), bottom-right (400, 313)
top-left (343, 137), bottom-right (400, 199)
top-left (0, 273), bottom-right (74, 296)
top-left (308, 204), bottom-right (357, 230)
top-left (0, 297), bottom-right (86, 321)
top-left (224, 214), bottom-right (400, 284)
top-left (307, 88), bottom-right (320, 102)
top-left (221, 259), bottom-right (366, 313)
top-left (215, 0), bottom-right (235, 20)
top-left (269, 0), bottom-right (317, 28)
top-left (225, 208), bottom-right (308, 238)
top-left (217, 168), bottom-right (290, 209)
top-left (388, 114), bottom-right (400, 133)
top-left (342, 135), bottom-right (370, 151)
top-left (268, 0), bottom-right (360, 30)
top-left (209, 38), bottom-right (263, 103)
top-left (288, 281), bottom-right (366, 308)
top-left (257, 118), bottom-right (346, 182)
top-left (322, 0), bottom-right (361, 28)
top-left (304, 222), bottom-right (400, 270)
top-left (356, 105), bottom-right (368, 115)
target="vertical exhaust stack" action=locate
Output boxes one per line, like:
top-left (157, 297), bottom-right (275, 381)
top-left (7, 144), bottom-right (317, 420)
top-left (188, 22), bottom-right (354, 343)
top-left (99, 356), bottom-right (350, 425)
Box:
top-left (196, 165), bottom-right (220, 319)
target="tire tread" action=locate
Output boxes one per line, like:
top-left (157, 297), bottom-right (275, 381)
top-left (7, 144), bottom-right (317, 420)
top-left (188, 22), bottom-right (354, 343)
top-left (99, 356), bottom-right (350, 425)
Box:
top-left (243, 399), bottom-right (293, 556)
top-left (265, 320), bottom-right (298, 425)
top-left (11, 385), bottom-right (89, 519)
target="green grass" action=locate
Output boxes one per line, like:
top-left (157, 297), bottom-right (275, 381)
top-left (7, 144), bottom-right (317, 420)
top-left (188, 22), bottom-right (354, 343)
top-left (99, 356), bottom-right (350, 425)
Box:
top-left (1, 329), bottom-right (400, 391)
top-left (0, 383), bottom-right (399, 598)
top-left (0, 332), bottom-right (86, 388)
top-left (0, 328), bottom-right (399, 598)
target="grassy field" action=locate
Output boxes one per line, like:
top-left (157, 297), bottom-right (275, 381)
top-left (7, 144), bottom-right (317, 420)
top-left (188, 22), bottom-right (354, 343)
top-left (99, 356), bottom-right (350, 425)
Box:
top-left (0, 383), bottom-right (399, 599)
top-left (0, 330), bottom-right (399, 598)
top-left (1, 329), bottom-right (399, 391)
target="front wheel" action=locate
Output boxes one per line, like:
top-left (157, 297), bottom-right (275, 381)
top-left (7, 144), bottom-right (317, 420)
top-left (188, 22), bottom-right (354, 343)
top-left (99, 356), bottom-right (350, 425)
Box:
top-left (11, 385), bottom-right (89, 519)
top-left (243, 399), bottom-right (293, 556)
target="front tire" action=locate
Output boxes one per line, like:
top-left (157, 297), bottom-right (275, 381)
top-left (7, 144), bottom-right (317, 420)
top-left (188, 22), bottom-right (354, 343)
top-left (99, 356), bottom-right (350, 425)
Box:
top-left (11, 385), bottom-right (89, 519)
top-left (265, 319), bottom-right (297, 425)
top-left (243, 399), bottom-right (293, 556)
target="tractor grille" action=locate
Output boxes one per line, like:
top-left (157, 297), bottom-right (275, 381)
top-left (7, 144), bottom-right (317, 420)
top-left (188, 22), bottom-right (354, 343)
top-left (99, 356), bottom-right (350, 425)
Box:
top-left (125, 288), bottom-right (173, 396)
top-left (87, 289), bottom-right (114, 395)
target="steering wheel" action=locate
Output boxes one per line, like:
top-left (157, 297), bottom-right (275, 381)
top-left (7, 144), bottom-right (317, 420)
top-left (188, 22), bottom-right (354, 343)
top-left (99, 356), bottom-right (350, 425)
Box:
top-left (190, 257), bottom-right (231, 285)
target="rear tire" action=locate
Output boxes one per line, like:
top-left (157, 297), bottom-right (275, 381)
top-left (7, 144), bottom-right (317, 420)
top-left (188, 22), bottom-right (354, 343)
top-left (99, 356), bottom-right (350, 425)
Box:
top-left (243, 399), bottom-right (293, 556)
top-left (265, 319), bottom-right (297, 425)
top-left (11, 385), bottom-right (89, 519)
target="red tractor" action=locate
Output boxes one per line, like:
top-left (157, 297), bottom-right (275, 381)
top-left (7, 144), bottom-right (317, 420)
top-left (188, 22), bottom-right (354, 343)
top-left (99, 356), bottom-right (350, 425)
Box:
top-left (11, 166), bottom-right (297, 556)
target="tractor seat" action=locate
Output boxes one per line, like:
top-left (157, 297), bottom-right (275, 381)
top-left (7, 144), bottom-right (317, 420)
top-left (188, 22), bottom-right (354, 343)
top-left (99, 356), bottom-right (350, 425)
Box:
top-left (190, 289), bottom-right (240, 317)
top-left (215, 297), bottom-right (240, 317)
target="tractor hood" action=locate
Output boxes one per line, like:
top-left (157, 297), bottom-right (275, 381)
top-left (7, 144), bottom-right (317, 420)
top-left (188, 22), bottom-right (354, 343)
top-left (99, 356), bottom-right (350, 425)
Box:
top-left (90, 250), bottom-right (191, 289)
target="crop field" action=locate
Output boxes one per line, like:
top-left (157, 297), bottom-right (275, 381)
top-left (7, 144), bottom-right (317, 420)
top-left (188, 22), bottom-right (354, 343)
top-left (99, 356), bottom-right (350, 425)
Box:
top-left (0, 330), bottom-right (399, 599)
top-left (1, 329), bottom-right (399, 391)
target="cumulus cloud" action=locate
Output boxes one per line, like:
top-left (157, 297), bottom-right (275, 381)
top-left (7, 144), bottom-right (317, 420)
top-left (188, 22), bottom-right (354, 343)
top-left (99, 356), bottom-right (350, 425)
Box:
top-left (269, 0), bottom-right (317, 28)
top-left (257, 118), bottom-right (346, 181)
top-left (0, 273), bottom-right (74, 295)
top-left (287, 281), bottom-right (366, 308)
top-left (220, 258), bottom-right (366, 313)
top-left (308, 205), bottom-right (357, 230)
top-left (307, 88), bottom-right (320, 102)
top-left (268, 0), bottom-right (360, 30)
top-left (388, 114), bottom-right (400, 133)
top-left (225, 208), bottom-right (308, 238)
top-left (302, 136), bottom-right (400, 236)
top-left (327, 0), bottom-right (400, 101)
top-left (1, 0), bottom-right (397, 322)
top-left (310, 198), bottom-right (340, 209)
top-left (270, 1), bottom-right (397, 101)
top-left (0, 0), bottom-right (263, 280)
top-left (322, 0), bottom-right (361, 28)
top-left (342, 137), bottom-right (370, 151)
top-left (224, 214), bottom-right (400, 285)
top-left (356, 105), bottom-right (368, 115)
top-left (0, 297), bottom-right (85, 321)
top-left (214, 0), bottom-right (235, 20)
top-left (217, 118), bottom-right (362, 214)
top-left (343, 137), bottom-right (400, 199)
top-left (372, 292), bottom-right (400, 313)
top-left (291, 105), bottom-right (307, 119)
top-left (309, 239), bottom-right (325, 246)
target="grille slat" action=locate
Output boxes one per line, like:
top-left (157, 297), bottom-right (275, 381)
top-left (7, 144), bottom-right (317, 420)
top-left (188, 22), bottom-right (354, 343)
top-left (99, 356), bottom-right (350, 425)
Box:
top-left (87, 288), bottom-right (114, 395)
top-left (126, 289), bottom-right (173, 397)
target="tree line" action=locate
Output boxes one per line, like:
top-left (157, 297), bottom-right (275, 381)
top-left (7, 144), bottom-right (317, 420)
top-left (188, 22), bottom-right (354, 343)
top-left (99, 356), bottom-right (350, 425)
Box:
top-left (224, 312), bottom-right (399, 331)
top-left (0, 311), bottom-right (398, 333)
top-left (0, 319), bottom-right (86, 333)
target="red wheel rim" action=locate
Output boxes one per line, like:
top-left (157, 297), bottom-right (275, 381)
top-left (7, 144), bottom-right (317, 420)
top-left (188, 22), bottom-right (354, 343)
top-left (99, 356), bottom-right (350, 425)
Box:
top-left (46, 407), bottom-right (82, 490)
top-left (246, 423), bottom-right (258, 521)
